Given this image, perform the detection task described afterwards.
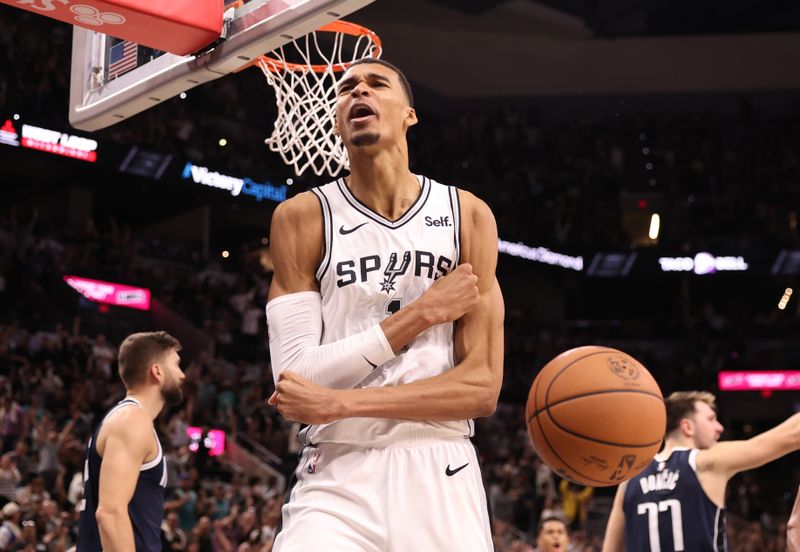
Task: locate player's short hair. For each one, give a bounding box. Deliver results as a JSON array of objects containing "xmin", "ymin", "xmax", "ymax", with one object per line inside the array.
[
  {"xmin": 665, "ymin": 390, "xmax": 717, "ymax": 434},
  {"xmin": 118, "ymin": 331, "xmax": 181, "ymax": 389},
  {"xmin": 346, "ymin": 58, "xmax": 414, "ymax": 107},
  {"xmin": 537, "ymin": 515, "xmax": 568, "ymax": 536}
]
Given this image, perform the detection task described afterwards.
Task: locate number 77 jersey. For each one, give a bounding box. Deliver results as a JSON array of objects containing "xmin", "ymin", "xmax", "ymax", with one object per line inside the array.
[{"xmin": 623, "ymin": 448, "xmax": 727, "ymax": 552}]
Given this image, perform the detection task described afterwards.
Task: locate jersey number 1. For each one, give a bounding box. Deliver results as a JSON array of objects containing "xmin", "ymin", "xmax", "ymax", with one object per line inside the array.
[
  {"xmin": 386, "ymin": 298, "xmax": 402, "ymax": 315},
  {"xmin": 637, "ymin": 499, "xmax": 684, "ymax": 552}
]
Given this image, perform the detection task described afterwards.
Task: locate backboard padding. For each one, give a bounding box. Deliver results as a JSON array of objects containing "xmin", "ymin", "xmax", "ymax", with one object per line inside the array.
[{"xmin": 69, "ymin": 0, "xmax": 375, "ymax": 131}]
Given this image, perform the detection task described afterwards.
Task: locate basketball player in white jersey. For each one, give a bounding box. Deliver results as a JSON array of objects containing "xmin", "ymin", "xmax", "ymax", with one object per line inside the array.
[
  {"xmin": 602, "ymin": 390, "xmax": 800, "ymax": 552},
  {"xmin": 265, "ymin": 58, "xmax": 504, "ymax": 551},
  {"xmin": 77, "ymin": 331, "xmax": 185, "ymax": 552}
]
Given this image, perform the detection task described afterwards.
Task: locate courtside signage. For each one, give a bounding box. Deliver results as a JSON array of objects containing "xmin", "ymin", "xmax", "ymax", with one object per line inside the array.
[
  {"xmin": 181, "ymin": 162, "xmax": 286, "ymax": 202},
  {"xmin": 63, "ymin": 275, "xmax": 150, "ymax": 310},
  {"xmin": 21, "ymin": 124, "xmax": 98, "ymax": 162},
  {"xmin": 498, "ymin": 240, "xmax": 583, "ymax": 271},
  {"xmin": 719, "ymin": 370, "xmax": 800, "ymax": 391},
  {"xmin": 658, "ymin": 252, "xmax": 748, "ymax": 275}
]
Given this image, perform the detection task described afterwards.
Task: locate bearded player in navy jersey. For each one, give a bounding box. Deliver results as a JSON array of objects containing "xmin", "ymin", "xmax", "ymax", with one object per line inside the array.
[
  {"xmin": 602, "ymin": 390, "xmax": 800, "ymax": 552},
  {"xmin": 78, "ymin": 331, "xmax": 185, "ymax": 552}
]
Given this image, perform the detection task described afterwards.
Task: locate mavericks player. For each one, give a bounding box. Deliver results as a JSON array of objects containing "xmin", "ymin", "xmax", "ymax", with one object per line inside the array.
[
  {"xmin": 78, "ymin": 331, "xmax": 184, "ymax": 552},
  {"xmin": 266, "ymin": 58, "xmax": 504, "ymax": 551},
  {"xmin": 602, "ymin": 390, "xmax": 800, "ymax": 552}
]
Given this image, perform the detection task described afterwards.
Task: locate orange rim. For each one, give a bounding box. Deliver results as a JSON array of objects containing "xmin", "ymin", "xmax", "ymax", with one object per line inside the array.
[{"xmin": 256, "ymin": 20, "xmax": 382, "ymax": 73}]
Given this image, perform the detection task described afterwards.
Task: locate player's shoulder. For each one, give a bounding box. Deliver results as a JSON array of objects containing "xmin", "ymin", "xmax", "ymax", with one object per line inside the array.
[
  {"xmin": 694, "ymin": 443, "xmax": 727, "ymax": 473},
  {"xmin": 454, "ymin": 189, "xmax": 496, "ymax": 230},
  {"xmin": 102, "ymin": 404, "xmax": 153, "ymax": 440},
  {"xmin": 271, "ymin": 191, "xmax": 324, "ymax": 231},
  {"xmin": 273, "ymin": 191, "xmax": 321, "ymax": 218},
  {"xmin": 97, "ymin": 406, "xmax": 155, "ymax": 460},
  {"xmin": 452, "ymin": 188, "xmax": 491, "ymax": 213}
]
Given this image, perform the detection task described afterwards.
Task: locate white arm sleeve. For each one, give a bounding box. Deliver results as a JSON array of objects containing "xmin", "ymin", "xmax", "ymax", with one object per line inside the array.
[{"xmin": 266, "ymin": 291, "xmax": 395, "ymax": 389}]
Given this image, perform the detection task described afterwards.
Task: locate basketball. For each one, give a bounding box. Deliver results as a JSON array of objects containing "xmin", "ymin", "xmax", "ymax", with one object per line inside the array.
[{"xmin": 526, "ymin": 346, "xmax": 666, "ymax": 487}]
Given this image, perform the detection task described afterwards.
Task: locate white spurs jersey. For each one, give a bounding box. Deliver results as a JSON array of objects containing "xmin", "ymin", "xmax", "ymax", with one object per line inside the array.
[{"xmin": 301, "ymin": 174, "xmax": 474, "ymax": 446}]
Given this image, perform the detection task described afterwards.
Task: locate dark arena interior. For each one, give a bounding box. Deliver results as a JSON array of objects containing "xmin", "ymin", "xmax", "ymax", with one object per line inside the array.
[{"xmin": 2, "ymin": 0, "xmax": 800, "ymax": 550}]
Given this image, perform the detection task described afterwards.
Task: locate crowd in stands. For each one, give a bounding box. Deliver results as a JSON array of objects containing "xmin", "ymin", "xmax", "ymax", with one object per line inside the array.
[
  {"xmin": 2, "ymin": 5, "xmax": 800, "ymax": 551},
  {"xmin": 2, "ymin": 207, "xmax": 799, "ymax": 551},
  {"xmin": 0, "ymin": 315, "xmax": 287, "ymax": 552}
]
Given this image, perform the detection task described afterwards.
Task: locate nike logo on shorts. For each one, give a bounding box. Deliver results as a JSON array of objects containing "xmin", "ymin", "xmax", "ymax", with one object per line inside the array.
[
  {"xmin": 362, "ymin": 355, "xmax": 377, "ymax": 369},
  {"xmin": 445, "ymin": 463, "xmax": 469, "ymax": 476},
  {"xmin": 339, "ymin": 222, "xmax": 368, "ymax": 235}
]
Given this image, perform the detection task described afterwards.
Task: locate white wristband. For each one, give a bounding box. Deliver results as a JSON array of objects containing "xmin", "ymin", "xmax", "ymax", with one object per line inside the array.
[{"xmin": 266, "ymin": 291, "xmax": 395, "ymax": 389}]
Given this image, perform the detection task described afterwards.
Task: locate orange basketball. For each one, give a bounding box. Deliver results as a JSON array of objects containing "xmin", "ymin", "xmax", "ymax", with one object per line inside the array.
[{"xmin": 525, "ymin": 346, "xmax": 666, "ymax": 487}]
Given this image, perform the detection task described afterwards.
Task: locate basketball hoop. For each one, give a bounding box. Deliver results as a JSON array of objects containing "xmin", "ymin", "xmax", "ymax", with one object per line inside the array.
[{"xmin": 255, "ymin": 21, "xmax": 382, "ymax": 177}]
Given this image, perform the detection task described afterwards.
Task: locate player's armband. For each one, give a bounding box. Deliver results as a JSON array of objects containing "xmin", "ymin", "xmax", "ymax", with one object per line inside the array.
[{"xmin": 266, "ymin": 291, "xmax": 395, "ymax": 388}]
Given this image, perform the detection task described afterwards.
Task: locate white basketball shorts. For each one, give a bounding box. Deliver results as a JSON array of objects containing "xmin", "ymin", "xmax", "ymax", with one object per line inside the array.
[{"xmin": 272, "ymin": 435, "xmax": 494, "ymax": 552}]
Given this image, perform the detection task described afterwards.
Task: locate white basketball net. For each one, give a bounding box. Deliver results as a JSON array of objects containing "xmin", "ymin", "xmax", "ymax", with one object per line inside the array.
[{"xmin": 257, "ymin": 24, "xmax": 382, "ymax": 177}]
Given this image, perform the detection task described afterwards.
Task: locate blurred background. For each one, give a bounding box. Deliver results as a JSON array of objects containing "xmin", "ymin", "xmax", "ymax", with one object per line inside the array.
[{"xmin": 2, "ymin": 1, "xmax": 800, "ymax": 550}]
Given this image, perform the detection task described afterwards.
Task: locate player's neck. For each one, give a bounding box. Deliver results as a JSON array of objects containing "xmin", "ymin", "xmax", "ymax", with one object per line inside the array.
[
  {"xmin": 125, "ymin": 390, "xmax": 163, "ymax": 420},
  {"xmin": 346, "ymin": 150, "xmax": 419, "ymax": 221},
  {"xmin": 662, "ymin": 434, "xmax": 694, "ymax": 453}
]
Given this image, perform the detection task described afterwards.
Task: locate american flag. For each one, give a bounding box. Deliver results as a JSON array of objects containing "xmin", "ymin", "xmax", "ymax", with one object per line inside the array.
[{"xmin": 108, "ymin": 40, "xmax": 138, "ymax": 79}]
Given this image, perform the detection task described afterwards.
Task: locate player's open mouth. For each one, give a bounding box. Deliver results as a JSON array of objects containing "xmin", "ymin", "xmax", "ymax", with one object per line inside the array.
[{"xmin": 348, "ymin": 103, "xmax": 376, "ymax": 122}]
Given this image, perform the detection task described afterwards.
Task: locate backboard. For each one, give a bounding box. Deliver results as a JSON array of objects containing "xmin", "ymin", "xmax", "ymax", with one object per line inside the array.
[{"xmin": 69, "ymin": 0, "xmax": 375, "ymax": 131}]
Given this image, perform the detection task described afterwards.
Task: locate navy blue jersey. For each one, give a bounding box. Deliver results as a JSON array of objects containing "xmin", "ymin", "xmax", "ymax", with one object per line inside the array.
[
  {"xmin": 77, "ymin": 398, "xmax": 167, "ymax": 552},
  {"xmin": 623, "ymin": 448, "xmax": 726, "ymax": 552}
]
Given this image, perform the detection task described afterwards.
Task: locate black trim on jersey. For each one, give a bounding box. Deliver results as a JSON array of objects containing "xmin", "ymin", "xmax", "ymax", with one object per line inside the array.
[
  {"xmin": 310, "ymin": 187, "xmax": 333, "ymax": 282},
  {"xmin": 336, "ymin": 176, "xmax": 432, "ymax": 229},
  {"xmin": 448, "ymin": 186, "xmax": 461, "ymax": 264}
]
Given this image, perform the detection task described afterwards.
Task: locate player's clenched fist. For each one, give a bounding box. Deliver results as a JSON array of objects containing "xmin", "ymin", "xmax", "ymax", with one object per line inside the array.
[
  {"xmin": 267, "ymin": 371, "xmax": 342, "ymax": 424},
  {"xmin": 414, "ymin": 263, "xmax": 479, "ymax": 325}
]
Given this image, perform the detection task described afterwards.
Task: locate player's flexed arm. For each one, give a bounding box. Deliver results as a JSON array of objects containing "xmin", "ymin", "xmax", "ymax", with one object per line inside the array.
[
  {"xmin": 267, "ymin": 192, "xmax": 480, "ymax": 390},
  {"xmin": 270, "ymin": 190, "xmax": 504, "ymax": 423},
  {"xmin": 693, "ymin": 412, "xmax": 800, "ymax": 505}
]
